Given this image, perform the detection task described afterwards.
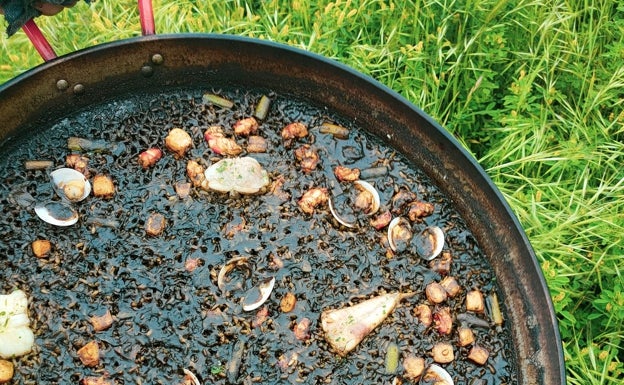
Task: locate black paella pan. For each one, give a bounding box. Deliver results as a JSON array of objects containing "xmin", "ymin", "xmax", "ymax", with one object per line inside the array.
[{"xmin": 0, "ymin": 2, "xmax": 565, "ymax": 385}]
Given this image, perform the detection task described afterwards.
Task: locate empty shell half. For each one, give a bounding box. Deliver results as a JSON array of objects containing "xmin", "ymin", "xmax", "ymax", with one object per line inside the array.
[
  {"xmin": 242, "ymin": 277, "xmax": 275, "ymax": 311},
  {"xmin": 34, "ymin": 201, "xmax": 79, "ymax": 226}
]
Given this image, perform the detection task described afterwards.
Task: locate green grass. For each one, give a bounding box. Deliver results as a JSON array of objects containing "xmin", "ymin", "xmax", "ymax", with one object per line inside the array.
[{"xmin": 1, "ymin": 0, "xmax": 623, "ymax": 384}]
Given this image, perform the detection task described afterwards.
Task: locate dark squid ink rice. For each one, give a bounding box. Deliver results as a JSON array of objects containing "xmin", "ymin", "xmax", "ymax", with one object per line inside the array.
[{"xmin": 0, "ymin": 88, "xmax": 515, "ymax": 385}]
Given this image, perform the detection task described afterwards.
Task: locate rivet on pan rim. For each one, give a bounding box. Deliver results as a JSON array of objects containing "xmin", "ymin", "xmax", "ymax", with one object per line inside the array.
[
  {"xmin": 56, "ymin": 79, "xmax": 69, "ymax": 91},
  {"xmin": 151, "ymin": 53, "xmax": 164, "ymax": 65},
  {"xmin": 141, "ymin": 65, "xmax": 154, "ymax": 77},
  {"xmin": 73, "ymin": 83, "xmax": 85, "ymax": 94}
]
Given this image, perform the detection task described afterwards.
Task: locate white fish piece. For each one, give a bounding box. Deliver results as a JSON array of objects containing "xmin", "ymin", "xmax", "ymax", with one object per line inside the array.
[
  {"xmin": 204, "ymin": 157, "xmax": 270, "ymax": 194},
  {"xmin": 320, "ymin": 292, "xmax": 414, "ymax": 357},
  {"xmin": 0, "ymin": 290, "xmax": 35, "ymax": 359}
]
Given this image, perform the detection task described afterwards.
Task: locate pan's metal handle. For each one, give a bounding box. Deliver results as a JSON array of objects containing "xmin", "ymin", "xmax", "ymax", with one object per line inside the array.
[{"xmin": 22, "ymin": 0, "xmax": 155, "ymax": 62}]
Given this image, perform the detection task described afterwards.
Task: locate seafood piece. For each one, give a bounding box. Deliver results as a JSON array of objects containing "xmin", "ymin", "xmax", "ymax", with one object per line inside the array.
[
  {"xmin": 422, "ymin": 364, "xmax": 454, "ymax": 385},
  {"xmin": 252, "ymin": 306, "xmax": 269, "ymax": 328},
  {"xmin": 204, "ymin": 157, "xmax": 270, "ymax": 194},
  {"xmin": 413, "ymin": 303, "xmax": 432, "ymax": 327},
  {"xmin": 281, "ymin": 122, "xmax": 308, "ymax": 146},
  {"xmin": 50, "ymin": 167, "xmax": 91, "ymax": 202},
  {"xmin": 186, "ymin": 160, "xmax": 208, "ymax": 190},
  {"xmin": 433, "ymin": 307, "xmax": 453, "ymax": 335},
  {"xmin": 440, "ymin": 276, "xmax": 461, "ymax": 297},
  {"xmin": 294, "ymin": 144, "xmax": 320, "ymax": 173},
  {"xmin": 280, "ymin": 292, "xmax": 297, "ymax": 313},
  {"xmin": 35, "ymin": 201, "xmax": 79, "ymax": 226},
  {"xmin": 247, "ymin": 135, "xmax": 267, "ymax": 153},
  {"xmin": 467, "ymin": 345, "xmax": 490, "ymax": 365},
  {"xmin": 242, "ymin": 277, "xmax": 276, "ymax": 311},
  {"xmin": 402, "ymin": 355, "xmax": 425, "ymax": 381},
  {"xmin": 320, "ymin": 292, "xmax": 414, "ymax": 357},
  {"xmin": 138, "ymin": 148, "xmax": 162, "ymax": 168},
  {"xmin": 185, "ymin": 257, "xmax": 201, "ymax": 272},
  {"xmin": 431, "ymin": 342, "xmax": 454, "ymax": 364},
  {"xmin": 407, "ymin": 201, "xmax": 434, "ymax": 221},
  {"xmin": 0, "ymin": 359, "xmax": 14, "ymax": 384},
  {"xmin": 298, "ymin": 187, "xmax": 328, "ymax": 214},
  {"xmin": 175, "ymin": 181, "xmax": 192, "ymax": 199},
  {"xmin": 31, "ymin": 239, "xmax": 52, "ymax": 258},
  {"xmin": 204, "ymin": 126, "xmax": 243, "ymax": 156},
  {"xmin": 333, "ymin": 165, "xmax": 360, "ymax": 182},
  {"xmin": 165, "ymin": 128, "xmax": 193, "ymax": 158},
  {"xmin": 65, "ymin": 154, "xmax": 90, "ymax": 177},
  {"xmin": 293, "ymin": 317, "xmax": 311, "ymax": 341},
  {"xmin": 430, "ymin": 251, "xmax": 452, "ymax": 275},
  {"xmin": 466, "ymin": 290, "xmax": 485, "ymax": 313},
  {"xmin": 217, "ymin": 256, "xmax": 251, "ymax": 292},
  {"xmin": 233, "ymin": 117, "xmax": 259, "ymax": 136},
  {"xmin": 0, "ymin": 290, "xmax": 35, "ymax": 359},
  {"xmin": 387, "ymin": 219, "xmax": 444, "ymax": 260},
  {"xmin": 92, "ymin": 174, "xmax": 115, "ymax": 199},
  {"xmin": 370, "ymin": 210, "xmax": 392, "ymax": 230},
  {"xmin": 387, "ymin": 217, "xmax": 412, "ymax": 252},
  {"xmin": 145, "ymin": 213, "xmax": 166, "ymax": 236},
  {"xmin": 77, "ymin": 340, "xmax": 100, "ymax": 367},
  {"xmin": 90, "ymin": 310, "xmax": 114, "ymax": 332},
  {"xmin": 457, "ymin": 327, "xmax": 475, "ymax": 347},
  {"xmin": 412, "ymin": 226, "xmax": 444, "ymax": 260},
  {"xmin": 182, "ymin": 368, "xmax": 201, "ymax": 385},
  {"xmin": 80, "ymin": 376, "xmax": 114, "ymax": 385},
  {"xmin": 425, "ymin": 282, "xmax": 447, "ymax": 304},
  {"xmin": 391, "ymin": 188, "xmax": 417, "ymax": 214},
  {"xmin": 329, "ymin": 180, "xmax": 380, "ymax": 228}
]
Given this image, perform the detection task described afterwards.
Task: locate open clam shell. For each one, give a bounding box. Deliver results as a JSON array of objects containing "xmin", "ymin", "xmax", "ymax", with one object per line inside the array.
[
  {"xmin": 412, "ymin": 226, "xmax": 445, "ymax": 260},
  {"xmin": 387, "ymin": 217, "xmax": 413, "ymax": 252},
  {"xmin": 217, "ymin": 256, "xmax": 251, "ymax": 292},
  {"xmin": 34, "ymin": 201, "xmax": 79, "ymax": 226},
  {"xmin": 50, "ymin": 167, "xmax": 91, "ymax": 202},
  {"xmin": 421, "ymin": 364, "xmax": 454, "ymax": 385},
  {"xmin": 242, "ymin": 277, "xmax": 275, "ymax": 311},
  {"xmin": 329, "ymin": 180, "xmax": 380, "ymax": 228}
]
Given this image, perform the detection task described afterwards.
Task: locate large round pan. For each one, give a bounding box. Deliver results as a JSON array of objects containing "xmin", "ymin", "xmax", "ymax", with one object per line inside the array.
[{"xmin": 0, "ymin": 33, "xmax": 564, "ymax": 384}]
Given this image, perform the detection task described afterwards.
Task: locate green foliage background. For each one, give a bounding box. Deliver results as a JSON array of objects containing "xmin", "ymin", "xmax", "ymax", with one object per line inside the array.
[{"xmin": 1, "ymin": 1, "xmax": 623, "ymax": 384}]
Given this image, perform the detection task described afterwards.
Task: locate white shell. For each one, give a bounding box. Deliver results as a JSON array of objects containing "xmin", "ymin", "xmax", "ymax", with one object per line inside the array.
[
  {"xmin": 182, "ymin": 368, "xmax": 201, "ymax": 385},
  {"xmin": 35, "ymin": 201, "xmax": 79, "ymax": 226},
  {"xmin": 242, "ymin": 277, "xmax": 275, "ymax": 311},
  {"xmin": 387, "ymin": 217, "xmax": 412, "ymax": 252},
  {"xmin": 204, "ymin": 157, "xmax": 269, "ymax": 194},
  {"xmin": 413, "ymin": 226, "xmax": 445, "ymax": 260},
  {"xmin": 329, "ymin": 180, "xmax": 380, "ymax": 228},
  {"xmin": 217, "ymin": 256, "xmax": 250, "ymax": 292},
  {"xmin": 422, "ymin": 364, "xmax": 454, "ymax": 385},
  {"xmin": 50, "ymin": 167, "xmax": 91, "ymax": 202}
]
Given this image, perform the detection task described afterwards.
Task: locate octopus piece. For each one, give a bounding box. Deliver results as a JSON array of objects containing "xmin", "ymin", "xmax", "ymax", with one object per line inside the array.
[
  {"xmin": 252, "ymin": 306, "xmax": 269, "ymax": 328},
  {"xmin": 204, "ymin": 126, "xmax": 243, "ymax": 156},
  {"xmin": 233, "ymin": 117, "xmax": 259, "ymax": 136},
  {"xmin": 433, "ymin": 307, "xmax": 453, "ymax": 335},
  {"xmin": 280, "ymin": 293, "xmax": 297, "ymax": 313},
  {"xmin": 440, "ymin": 276, "xmax": 461, "ymax": 297},
  {"xmin": 186, "ymin": 160, "xmax": 208, "ymax": 190},
  {"xmin": 298, "ymin": 187, "xmax": 328, "ymax": 214},
  {"xmin": 281, "ymin": 122, "xmax": 308, "ymax": 146},
  {"xmin": 467, "ymin": 345, "xmax": 490, "ymax": 365},
  {"xmin": 425, "ymin": 282, "xmax": 448, "ymax": 304},
  {"xmin": 80, "ymin": 377, "xmax": 113, "ymax": 385},
  {"xmin": 391, "ymin": 188, "xmax": 417, "ymax": 214},
  {"xmin": 413, "ymin": 303, "xmax": 432, "ymax": 327},
  {"xmin": 333, "ymin": 165, "xmax": 360, "ymax": 182},
  {"xmin": 145, "ymin": 213, "xmax": 166, "ymax": 236},
  {"xmin": 0, "ymin": 359, "xmax": 14, "ymax": 384},
  {"xmin": 294, "ymin": 144, "xmax": 320, "ymax": 173},
  {"xmin": 370, "ymin": 210, "xmax": 392, "ymax": 230},
  {"xmin": 293, "ymin": 317, "xmax": 311, "ymax": 341},
  {"xmin": 247, "ymin": 135, "xmax": 267, "ymax": 153},
  {"xmin": 77, "ymin": 340, "xmax": 100, "ymax": 367},
  {"xmin": 92, "ymin": 174, "xmax": 115, "ymax": 199},
  {"xmin": 407, "ymin": 201, "xmax": 435, "ymax": 221},
  {"xmin": 138, "ymin": 148, "xmax": 162, "ymax": 168},
  {"xmin": 66, "ymin": 154, "xmax": 90, "ymax": 177},
  {"xmin": 165, "ymin": 128, "xmax": 193, "ymax": 158},
  {"xmin": 429, "ymin": 251, "xmax": 452, "ymax": 276}
]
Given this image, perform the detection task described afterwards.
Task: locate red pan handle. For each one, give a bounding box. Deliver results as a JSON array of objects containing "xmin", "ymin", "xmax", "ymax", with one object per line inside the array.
[{"xmin": 21, "ymin": 0, "xmax": 155, "ymax": 62}]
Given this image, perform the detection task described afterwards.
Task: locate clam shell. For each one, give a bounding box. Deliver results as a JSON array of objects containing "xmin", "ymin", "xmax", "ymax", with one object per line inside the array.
[
  {"xmin": 217, "ymin": 256, "xmax": 251, "ymax": 292},
  {"xmin": 422, "ymin": 364, "xmax": 454, "ymax": 385},
  {"xmin": 34, "ymin": 201, "xmax": 79, "ymax": 226},
  {"xmin": 329, "ymin": 180, "xmax": 380, "ymax": 228},
  {"xmin": 413, "ymin": 226, "xmax": 444, "ymax": 260},
  {"xmin": 387, "ymin": 217, "xmax": 412, "ymax": 252},
  {"xmin": 50, "ymin": 167, "xmax": 91, "ymax": 202},
  {"xmin": 242, "ymin": 277, "xmax": 275, "ymax": 311}
]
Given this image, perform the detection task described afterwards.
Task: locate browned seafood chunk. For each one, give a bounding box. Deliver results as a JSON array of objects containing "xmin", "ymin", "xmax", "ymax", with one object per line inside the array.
[
  {"xmin": 204, "ymin": 126, "xmax": 243, "ymax": 156},
  {"xmin": 66, "ymin": 154, "xmax": 90, "ymax": 177},
  {"xmin": 294, "ymin": 144, "xmax": 320, "ymax": 173},
  {"xmin": 413, "ymin": 303, "xmax": 432, "ymax": 326},
  {"xmin": 440, "ymin": 276, "xmax": 461, "ymax": 297},
  {"xmin": 468, "ymin": 345, "xmax": 490, "ymax": 365},
  {"xmin": 138, "ymin": 148, "xmax": 162, "ymax": 168},
  {"xmin": 145, "ymin": 213, "xmax": 166, "ymax": 236},
  {"xmin": 457, "ymin": 326, "xmax": 475, "ymax": 346},
  {"xmin": 333, "ymin": 165, "xmax": 360, "ymax": 182},
  {"xmin": 80, "ymin": 376, "xmax": 113, "ymax": 385},
  {"xmin": 92, "ymin": 174, "xmax": 115, "ymax": 198},
  {"xmin": 175, "ymin": 181, "xmax": 192, "ymax": 199},
  {"xmin": 77, "ymin": 340, "xmax": 100, "ymax": 367},
  {"xmin": 270, "ymin": 176, "xmax": 290, "ymax": 201},
  {"xmin": 165, "ymin": 128, "xmax": 193, "ymax": 158},
  {"xmin": 425, "ymin": 282, "xmax": 447, "ymax": 304},
  {"xmin": 370, "ymin": 210, "xmax": 392, "ymax": 230},
  {"xmin": 90, "ymin": 310, "xmax": 113, "ymax": 332},
  {"xmin": 247, "ymin": 135, "xmax": 267, "ymax": 153},
  {"xmin": 252, "ymin": 306, "xmax": 269, "ymax": 328},
  {"xmin": 0, "ymin": 359, "xmax": 14, "ymax": 384},
  {"xmin": 32, "ymin": 239, "xmax": 51, "ymax": 258},
  {"xmin": 429, "ymin": 251, "xmax": 452, "ymax": 275},
  {"xmin": 391, "ymin": 188, "xmax": 417, "ymax": 214},
  {"xmin": 186, "ymin": 160, "xmax": 208, "ymax": 189},
  {"xmin": 466, "ymin": 290, "xmax": 485, "ymax": 313},
  {"xmin": 281, "ymin": 122, "xmax": 308, "ymax": 146},
  {"xmin": 293, "ymin": 317, "xmax": 311, "ymax": 341},
  {"xmin": 433, "ymin": 307, "xmax": 453, "ymax": 335},
  {"xmin": 185, "ymin": 257, "xmax": 201, "ymax": 272},
  {"xmin": 233, "ymin": 117, "xmax": 259, "ymax": 136},
  {"xmin": 298, "ymin": 187, "xmax": 328, "ymax": 214},
  {"xmin": 407, "ymin": 201, "xmax": 434, "ymax": 221},
  {"xmin": 280, "ymin": 292, "xmax": 297, "ymax": 313},
  {"xmin": 431, "ymin": 342, "xmax": 454, "ymax": 364},
  {"xmin": 402, "ymin": 355, "xmax": 425, "ymax": 381}
]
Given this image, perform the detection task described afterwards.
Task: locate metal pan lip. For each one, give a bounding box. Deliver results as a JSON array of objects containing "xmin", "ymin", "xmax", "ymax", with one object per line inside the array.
[{"xmin": 0, "ymin": 34, "xmax": 565, "ymax": 385}]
